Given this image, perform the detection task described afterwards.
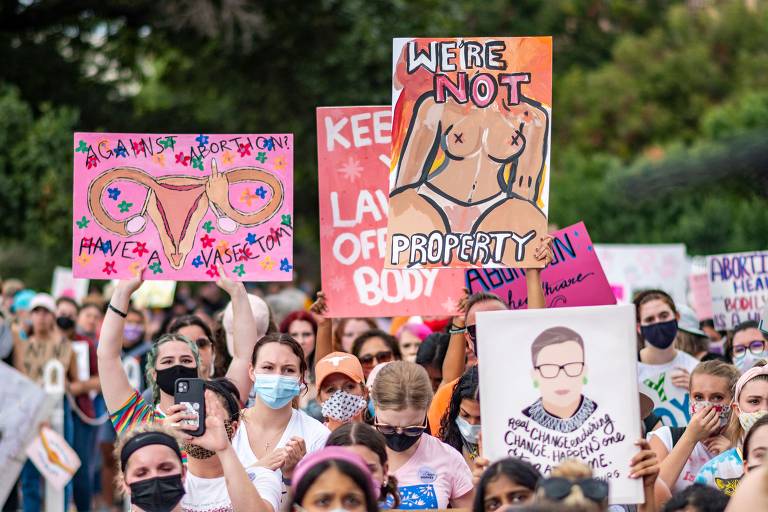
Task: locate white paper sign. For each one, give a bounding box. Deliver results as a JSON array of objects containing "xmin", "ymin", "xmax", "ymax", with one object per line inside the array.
[
  {"xmin": 477, "ymin": 305, "xmax": 643, "ymax": 504},
  {"xmin": 0, "ymin": 362, "xmax": 51, "ymax": 503},
  {"xmin": 51, "ymin": 266, "xmax": 89, "ymax": 302},
  {"xmin": 707, "ymin": 250, "xmax": 768, "ymax": 330},
  {"xmin": 594, "ymin": 244, "xmax": 689, "ymax": 306},
  {"xmin": 25, "ymin": 426, "xmax": 81, "ymax": 490}
]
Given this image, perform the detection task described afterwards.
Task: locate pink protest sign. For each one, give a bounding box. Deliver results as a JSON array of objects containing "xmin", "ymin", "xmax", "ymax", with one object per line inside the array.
[
  {"xmin": 317, "ymin": 106, "xmax": 464, "ymax": 317},
  {"xmin": 689, "ymin": 273, "xmax": 714, "ymax": 320},
  {"xmin": 465, "ymin": 222, "xmax": 616, "ymax": 309},
  {"xmin": 72, "ymin": 133, "xmax": 293, "ymax": 281}
]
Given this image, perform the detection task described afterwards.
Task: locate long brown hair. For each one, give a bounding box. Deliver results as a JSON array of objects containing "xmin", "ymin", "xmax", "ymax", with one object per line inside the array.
[{"xmin": 250, "ymin": 333, "xmax": 308, "ymax": 386}]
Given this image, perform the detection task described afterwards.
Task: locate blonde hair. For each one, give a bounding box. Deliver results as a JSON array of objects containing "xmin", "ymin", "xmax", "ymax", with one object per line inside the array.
[
  {"xmin": 550, "ymin": 459, "xmax": 593, "ymax": 480},
  {"xmin": 540, "ymin": 460, "xmax": 604, "ymax": 511},
  {"xmin": 690, "ymin": 360, "xmax": 740, "ymax": 399},
  {"xmin": 113, "ymin": 423, "xmax": 181, "ymax": 492},
  {"xmin": 372, "ymin": 361, "xmax": 433, "ymax": 411}
]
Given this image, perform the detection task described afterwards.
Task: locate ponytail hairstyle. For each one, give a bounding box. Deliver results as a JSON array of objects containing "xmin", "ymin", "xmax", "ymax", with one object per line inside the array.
[
  {"xmin": 371, "ymin": 361, "xmax": 433, "ymax": 412},
  {"xmin": 326, "ymin": 422, "xmax": 400, "ymax": 507},
  {"xmin": 145, "ymin": 333, "xmax": 201, "ymax": 404},
  {"xmin": 438, "ymin": 365, "xmax": 479, "ymax": 453}
]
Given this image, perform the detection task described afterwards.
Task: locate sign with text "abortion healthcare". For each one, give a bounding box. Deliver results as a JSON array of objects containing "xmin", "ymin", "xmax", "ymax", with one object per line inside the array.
[
  {"xmin": 707, "ymin": 250, "xmax": 768, "ymax": 330},
  {"xmin": 316, "ymin": 106, "xmax": 464, "ymax": 317},
  {"xmin": 465, "ymin": 222, "xmax": 615, "ymax": 309},
  {"xmin": 72, "ymin": 133, "xmax": 293, "ymax": 281}
]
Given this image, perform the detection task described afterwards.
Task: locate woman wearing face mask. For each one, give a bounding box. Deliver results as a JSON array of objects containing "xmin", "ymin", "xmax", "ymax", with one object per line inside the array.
[
  {"xmin": 472, "ymin": 458, "xmax": 541, "ymax": 512},
  {"xmin": 315, "ymin": 352, "xmax": 368, "ymax": 431},
  {"xmin": 726, "ymin": 321, "xmax": 768, "ymax": 374},
  {"xmin": 649, "ymin": 360, "xmax": 739, "ymax": 493},
  {"xmin": 634, "ymin": 290, "xmax": 700, "ymax": 426},
  {"xmin": 438, "ymin": 366, "xmax": 480, "ymax": 466},
  {"xmin": 290, "ymin": 447, "xmax": 380, "ymax": 512},
  {"xmin": 326, "ymin": 422, "xmax": 401, "ymax": 508},
  {"xmin": 99, "ymin": 268, "xmax": 257, "ymax": 436},
  {"xmin": 372, "ymin": 361, "xmax": 474, "ymax": 509},
  {"xmin": 115, "ymin": 424, "xmax": 187, "ymax": 512},
  {"xmin": 231, "ymin": 333, "xmax": 329, "ymax": 484},
  {"xmin": 181, "ymin": 378, "xmax": 280, "ymax": 512},
  {"xmin": 694, "ymin": 361, "xmax": 768, "ymax": 494}
]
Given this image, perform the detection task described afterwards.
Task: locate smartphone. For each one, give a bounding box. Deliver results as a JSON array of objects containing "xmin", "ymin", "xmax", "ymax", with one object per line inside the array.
[{"xmin": 174, "ymin": 378, "xmax": 206, "ymax": 437}]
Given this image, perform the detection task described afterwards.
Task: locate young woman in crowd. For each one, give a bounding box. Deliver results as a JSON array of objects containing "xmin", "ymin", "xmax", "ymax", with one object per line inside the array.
[
  {"xmin": 167, "ymin": 315, "xmax": 216, "ymax": 379},
  {"xmin": 231, "ymin": 333, "xmax": 329, "ymax": 483},
  {"xmin": 352, "ymin": 330, "xmax": 402, "ymax": 380},
  {"xmin": 740, "ymin": 414, "xmax": 768, "ymax": 474},
  {"xmin": 335, "ymin": 318, "xmax": 378, "ymax": 353},
  {"xmin": 695, "ymin": 362, "xmax": 768, "ymax": 494},
  {"xmin": 371, "ymin": 360, "xmax": 474, "ymax": 509},
  {"xmin": 326, "ymin": 421, "xmax": 401, "ymax": 507},
  {"xmin": 725, "ymin": 320, "xmax": 768, "ymax": 374},
  {"xmin": 115, "ymin": 424, "xmax": 186, "ymax": 512},
  {"xmin": 438, "ymin": 365, "xmax": 480, "ymax": 466},
  {"xmin": 472, "ymin": 458, "xmax": 541, "ymax": 512},
  {"xmin": 315, "ymin": 352, "xmax": 368, "ymax": 431},
  {"xmin": 182, "ymin": 378, "xmax": 280, "ymax": 512},
  {"xmin": 280, "ymin": 310, "xmax": 321, "ymax": 419},
  {"xmin": 649, "ymin": 360, "xmax": 738, "ymax": 493},
  {"xmin": 289, "ymin": 447, "xmax": 380, "ymax": 512},
  {"xmin": 396, "ymin": 322, "xmax": 432, "ymax": 363},
  {"xmin": 635, "ymin": 290, "xmax": 700, "ymax": 425}
]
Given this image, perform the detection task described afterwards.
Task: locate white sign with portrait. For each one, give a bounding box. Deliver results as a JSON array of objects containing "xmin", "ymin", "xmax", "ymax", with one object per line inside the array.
[{"xmin": 477, "ymin": 305, "xmax": 643, "ymax": 504}]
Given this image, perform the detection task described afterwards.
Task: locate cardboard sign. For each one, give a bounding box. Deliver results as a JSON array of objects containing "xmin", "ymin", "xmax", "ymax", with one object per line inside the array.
[
  {"xmin": 466, "ymin": 222, "xmax": 615, "ymax": 309},
  {"xmin": 26, "ymin": 426, "xmax": 81, "ymax": 490},
  {"xmin": 51, "ymin": 266, "xmax": 89, "ymax": 302},
  {"xmin": 594, "ymin": 244, "xmax": 689, "ymax": 305},
  {"xmin": 0, "ymin": 362, "xmax": 50, "ymax": 503},
  {"xmin": 689, "ymin": 272, "xmax": 714, "ymax": 321},
  {"xmin": 384, "ymin": 37, "xmax": 552, "ymax": 269},
  {"xmin": 707, "ymin": 251, "xmax": 768, "ymax": 330},
  {"xmin": 477, "ymin": 305, "xmax": 642, "ymax": 504},
  {"xmin": 316, "ymin": 106, "xmax": 464, "ymax": 317},
  {"xmin": 72, "ymin": 133, "xmax": 294, "ymax": 281}
]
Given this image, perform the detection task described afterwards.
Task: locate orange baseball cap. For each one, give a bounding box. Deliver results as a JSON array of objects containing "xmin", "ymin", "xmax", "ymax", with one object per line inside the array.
[{"xmin": 315, "ymin": 352, "xmax": 365, "ymax": 389}]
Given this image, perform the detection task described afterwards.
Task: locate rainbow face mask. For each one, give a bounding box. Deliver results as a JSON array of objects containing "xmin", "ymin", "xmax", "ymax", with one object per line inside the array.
[{"xmin": 690, "ymin": 400, "xmax": 731, "ymax": 429}]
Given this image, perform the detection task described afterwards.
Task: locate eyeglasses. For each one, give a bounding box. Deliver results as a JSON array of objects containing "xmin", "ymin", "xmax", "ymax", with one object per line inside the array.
[
  {"xmin": 374, "ymin": 418, "xmax": 428, "ymax": 437},
  {"xmin": 733, "ymin": 340, "xmax": 767, "ymax": 358},
  {"xmin": 538, "ymin": 477, "xmax": 609, "ymax": 503},
  {"xmin": 534, "ymin": 362, "xmax": 584, "ymax": 379},
  {"xmin": 359, "ymin": 350, "xmax": 393, "ymax": 368},
  {"xmin": 194, "ymin": 337, "xmax": 212, "ymax": 348}
]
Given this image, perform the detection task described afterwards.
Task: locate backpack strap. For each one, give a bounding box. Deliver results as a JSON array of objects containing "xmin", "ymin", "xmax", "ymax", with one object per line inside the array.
[{"xmin": 670, "ymin": 426, "xmax": 687, "ymax": 447}]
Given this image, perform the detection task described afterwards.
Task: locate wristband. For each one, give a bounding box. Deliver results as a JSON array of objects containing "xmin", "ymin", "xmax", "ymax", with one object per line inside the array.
[
  {"xmin": 108, "ymin": 303, "xmax": 127, "ymax": 318},
  {"xmin": 448, "ymin": 325, "xmax": 466, "ymax": 335}
]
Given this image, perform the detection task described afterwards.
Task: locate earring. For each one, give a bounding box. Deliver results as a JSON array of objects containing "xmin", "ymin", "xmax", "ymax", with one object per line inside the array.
[{"xmin": 583, "ymin": 377, "xmax": 588, "ymax": 385}]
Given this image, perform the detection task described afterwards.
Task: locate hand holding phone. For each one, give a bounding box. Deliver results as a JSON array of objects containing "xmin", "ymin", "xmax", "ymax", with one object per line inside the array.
[{"xmin": 174, "ymin": 378, "xmax": 206, "ymax": 437}]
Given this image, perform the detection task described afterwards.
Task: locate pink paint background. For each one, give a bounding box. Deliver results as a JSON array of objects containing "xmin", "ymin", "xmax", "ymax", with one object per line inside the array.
[
  {"xmin": 72, "ymin": 133, "xmax": 293, "ymax": 281},
  {"xmin": 317, "ymin": 107, "xmax": 464, "ymax": 317},
  {"xmin": 466, "ymin": 222, "xmax": 616, "ymax": 309}
]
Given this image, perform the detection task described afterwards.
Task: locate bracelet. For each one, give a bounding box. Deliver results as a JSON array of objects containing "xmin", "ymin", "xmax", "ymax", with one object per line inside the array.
[
  {"xmin": 448, "ymin": 325, "xmax": 466, "ymax": 335},
  {"xmin": 108, "ymin": 303, "xmax": 127, "ymax": 318}
]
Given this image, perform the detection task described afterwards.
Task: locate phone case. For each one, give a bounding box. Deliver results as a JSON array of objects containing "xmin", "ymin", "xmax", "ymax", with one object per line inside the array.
[{"xmin": 174, "ymin": 378, "xmax": 206, "ymax": 437}]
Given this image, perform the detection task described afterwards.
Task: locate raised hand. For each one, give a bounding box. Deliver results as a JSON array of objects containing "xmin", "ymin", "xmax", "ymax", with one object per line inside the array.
[
  {"xmin": 310, "ymin": 291, "xmax": 330, "ymax": 325},
  {"xmin": 630, "ymin": 439, "xmax": 659, "ymax": 490},
  {"xmin": 533, "ymin": 234, "xmax": 554, "ymax": 267},
  {"xmin": 164, "ymin": 403, "xmax": 199, "ymax": 443},
  {"xmin": 190, "ymin": 390, "xmax": 230, "ymax": 453},
  {"xmin": 216, "ymin": 264, "xmax": 245, "ymax": 296}
]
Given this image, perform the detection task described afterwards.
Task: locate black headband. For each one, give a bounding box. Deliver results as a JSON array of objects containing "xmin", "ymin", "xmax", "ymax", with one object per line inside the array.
[{"xmin": 120, "ymin": 431, "xmax": 183, "ymax": 472}]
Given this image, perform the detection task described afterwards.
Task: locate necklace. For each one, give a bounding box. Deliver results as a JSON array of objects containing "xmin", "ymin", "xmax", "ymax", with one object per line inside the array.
[{"xmin": 244, "ymin": 408, "xmax": 288, "ymax": 453}]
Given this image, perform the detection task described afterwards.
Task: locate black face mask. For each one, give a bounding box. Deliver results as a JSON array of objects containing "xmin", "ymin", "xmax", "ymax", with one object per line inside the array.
[
  {"xmin": 129, "ymin": 474, "xmax": 185, "ymax": 512},
  {"xmin": 56, "ymin": 316, "xmax": 75, "ymax": 331},
  {"xmin": 155, "ymin": 365, "xmax": 198, "ymax": 396},
  {"xmin": 382, "ymin": 431, "xmax": 421, "ymax": 452},
  {"xmin": 641, "ymin": 320, "xmax": 678, "ymax": 350}
]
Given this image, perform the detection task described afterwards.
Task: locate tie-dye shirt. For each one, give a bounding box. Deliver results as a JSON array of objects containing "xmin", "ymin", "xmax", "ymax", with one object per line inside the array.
[
  {"xmin": 110, "ymin": 389, "xmax": 165, "ymax": 434},
  {"xmin": 694, "ymin": 448, "xmax": 743, "ymax": 496}
]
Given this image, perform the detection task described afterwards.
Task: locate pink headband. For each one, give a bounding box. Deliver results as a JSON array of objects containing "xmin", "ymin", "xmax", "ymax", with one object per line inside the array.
[
  {"xmin": 734, "ymin": 365, "xmax": 768, "ymax": 403},
  {"xmin": 291, "ymin": 446, "xmax": 379, "ymax": 500}
]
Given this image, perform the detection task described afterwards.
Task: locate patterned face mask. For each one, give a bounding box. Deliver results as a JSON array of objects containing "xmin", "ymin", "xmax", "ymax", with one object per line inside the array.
[
  {"xmin": 184, "ymin": 419, "xmax": 235, "ymax": 459},
  {"xmin": 739, "ymin": 409, "xmax": 768, "ymax": 433},
  {"xmin": 690, "ymin": 400, "xmax": 731, "ymax": 429},
  {"xmin": 321, "ymin": 390, "xmax": 367, "ymax": 423}
]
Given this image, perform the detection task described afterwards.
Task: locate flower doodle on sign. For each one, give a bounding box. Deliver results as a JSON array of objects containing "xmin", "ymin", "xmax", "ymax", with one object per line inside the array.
[{"xmin": 86, "ymin": 158, "xmax": 285, "ymax": 269}]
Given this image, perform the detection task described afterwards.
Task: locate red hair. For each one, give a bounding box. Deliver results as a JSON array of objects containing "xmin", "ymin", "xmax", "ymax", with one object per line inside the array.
[{"xmin": 280, "ymin": 310, "xmax": 318, "ymax": 336}]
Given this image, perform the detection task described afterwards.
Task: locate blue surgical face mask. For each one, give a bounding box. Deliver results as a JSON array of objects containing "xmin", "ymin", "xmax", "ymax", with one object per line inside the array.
[
  {"xmin": 455, "ymin": 415, "xmax": 481, "ymax": 445},
  {"xmin": 252, "ymin": 374, "xmax": 300, "ymax": 409},
  {"xmin": 734, "ymin": 350, "xmax": 768, "ymax": 374}
]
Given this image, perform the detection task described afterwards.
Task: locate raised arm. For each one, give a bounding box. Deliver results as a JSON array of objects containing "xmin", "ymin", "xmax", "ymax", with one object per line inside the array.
[
  {"xmin": 526, "ymin": 235, "xmax": 553, "ymax": 309},
  {"xmin": 217, "ymin": 267, "xmax": 257, "ymax": 405},
  {"xmin": 97, "ymin": 272, "xmax": 144, "ymax": 412},
  {"xmin": 310, "ymin": 291, "xmax": 333, "ymax": 362},
  {"xmin": 440, "ymin": 290, "xmax": 469, "ymax": 386}
]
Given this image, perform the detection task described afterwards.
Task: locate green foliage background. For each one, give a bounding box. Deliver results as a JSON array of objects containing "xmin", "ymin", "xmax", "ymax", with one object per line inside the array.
[{"xmin": 1, "ymin": 0, "xmax": 766, "ymax": 289}]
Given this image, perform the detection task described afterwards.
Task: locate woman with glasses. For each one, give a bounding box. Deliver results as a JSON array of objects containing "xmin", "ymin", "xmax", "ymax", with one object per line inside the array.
[
  {"xmin": 725, "ymin": 321, "xmax": 768, "ymax": 374},
  {"xmin": 371, "ymin": 361, "xmax": 474, "ymax": 509},
  {"xmin": 352, "ymin": 330, "xmax": 402, "ymax": 380},
  {"xmin": 522, "ymin": 326, "xmax": 596, "ymax": 433},
  {"xmin": 168, "ymin": 315, "xmax": 217, "ymax": 379}
]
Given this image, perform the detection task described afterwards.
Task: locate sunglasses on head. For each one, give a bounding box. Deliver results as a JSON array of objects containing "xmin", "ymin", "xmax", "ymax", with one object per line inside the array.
[
  {"xmin": 538, "ymin": 477, "xmax": 609, "ymax": 503},
  {"xmin": 374, "ymin": 418, "xmax": 428, "ymax": 437},
  {"xmin": 359, "ymin": 350, "xmax": 393, "ymax": 367}
]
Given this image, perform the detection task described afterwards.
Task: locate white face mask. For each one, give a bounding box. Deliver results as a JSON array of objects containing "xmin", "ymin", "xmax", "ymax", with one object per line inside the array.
[
  {"xmin": 455, "ymin": 415, "xmax": 481, "ymax": 445},
  {"xmin": 321, "ymin": 390, "xmax": 367, "ymax": 423},
  {"xmin": 734, "ymin": 351, "xmax": 768, "ymax": 374}
]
